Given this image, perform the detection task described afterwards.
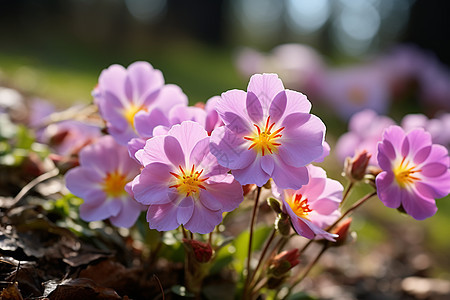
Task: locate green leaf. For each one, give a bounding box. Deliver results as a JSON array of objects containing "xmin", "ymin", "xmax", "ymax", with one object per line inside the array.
[
  {"xmin": 285, "ymin": 292, "xmax": 317, "ymax": 300},
  {"xmin": 232, "ymin": 225, "xmax": 272, "ymax": 273},
  {"xmin": 15, "ymin": 124, "xmax": 35, "ymax": 149}
]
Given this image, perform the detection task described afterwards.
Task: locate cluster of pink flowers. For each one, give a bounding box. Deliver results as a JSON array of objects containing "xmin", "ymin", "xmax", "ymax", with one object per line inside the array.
[
  {"xmin": 63, "ymin": 60, "xmax": 449, "ymax": 243},
  {"xmin": 236, "ymin": 44, "xmax": 450, "ymax": 120}
]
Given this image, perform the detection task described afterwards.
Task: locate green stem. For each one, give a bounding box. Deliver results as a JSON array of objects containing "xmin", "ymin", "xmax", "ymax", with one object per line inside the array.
[
  {"xmin": 339, "ymin": 181, "xmax": 354, "ymax": 208},
  {"xmin": 287, "ymin": 242, "xmax": 329, "ymax": 297},
  {"xmin": 243, "ymin": 186, "xmax": 262, "ymax": 298},
  {"xmin": 327, "ymin": 191, "xmax": 377, "ymax": 232},
  {"xmin": 248, "ymin": 228, "xmax": 277, "ymax": 289}
]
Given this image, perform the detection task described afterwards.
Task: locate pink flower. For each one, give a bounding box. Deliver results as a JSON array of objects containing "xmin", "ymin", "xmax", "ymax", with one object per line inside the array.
[
  {"xmin": 128, "ymin": 96, "xmax": 224, "ymax": 160},
  {"xmin": 401, "ymin": 113, "xmax": 450, "ymax": 149},
  {"xmin": 376, "ymin": 126, "xmax": 450, "ymax": 220},
  {"xmin": 42, "ymin": 120, "xmax": 102, "ymax": 156},
  {"xmin": 131, "ymin": 121, "xmax": 244, "ymax": 234},
  {"xmin": 335, "ymin": 109, "xmax": 395, "ymax": 166},
  {"xmin": 235, "ymin": 44, "xmax": 325, "ymax": 94},
  {"xmin": 94, "ymin": 61, "xmax": 188, "ymax": 145},
  {"xmin": 319, "ymin": 66, "xmax": 390, "ymax": 120},
  {"xmin": 210, "ymin": 73, "xmax": 326, "ymax": 189},
  {"xmin": 272, "ymin": 165, "xmax": 343, "ymax": 241},
  {"xmin": 65, "ymin": 135, "xmax": 145, "ymax": 227}
]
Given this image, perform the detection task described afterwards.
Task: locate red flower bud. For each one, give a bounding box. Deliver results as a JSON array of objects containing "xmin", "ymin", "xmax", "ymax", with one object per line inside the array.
[
  {"xmin": 331, "ymin": 218, "xmax": 352, "ymax": 246},
  {"xmin": 182, "ymin": 239, "xmax": 213, "ymax": 263},
  {"xmin": 269, "ymin": 249, "xmax": 300, "ymax": 278},
  {"xmin": 344, "ymin": 150, "xmax": 371, "ymax": 182},
  {"xmin": 242, "ymin": 184, "xmax": 256, "ymax": 196}
]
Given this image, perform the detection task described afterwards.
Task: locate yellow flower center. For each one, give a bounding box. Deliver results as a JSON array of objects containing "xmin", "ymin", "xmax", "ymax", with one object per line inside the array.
[
  {"xmin": 103, "ymin": 171, "xmax": 128, "ymax": 197},
  {"xmin": 244, "ymin": 116, "xmax": 285, "ymax": 156},
  {"xmin": 393, "ymin": 157, "xmax": 421, "ymax": 188},
  {"xmin": 169, "ymin": 165, "xmax": 209, "ymax": 197},
  {"xmin": 123, "ymin": 104, "xmax": 145, "ymax": 129},
  {"xmin": 286, "ymin": 193, "xmax": 312, "ymax": 219}
]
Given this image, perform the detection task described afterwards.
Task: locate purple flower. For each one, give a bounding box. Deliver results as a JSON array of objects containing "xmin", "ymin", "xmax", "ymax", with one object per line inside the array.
[
  {"xmin": 210, "ymin": 73, "xmax": 326, "ymax": 189},
  {"xmin": 335, "ymin": 109, "xmax": 395, "ymax": 166},
  {"xmin": 131, "ymin": 121, "xmax": 244, "ymax": 234},
  {"xmin": 204, "ymin": 96, "xmax": 224, "ymax": 134},
  {"xmin": 128, "ymin": 104, "xmax": 209, "ymax": 160},
  {"xmin": 402, "ymin": 113, "xmax": 450, "ymax": 150},
  {"xmin": 272, "ymin": 165, "xmax": 343, "ymax": 241},
  {"xmin": 235, "ymin": 44, "xmax": 325, "ymax": 95},
  {"xmin": 42, "ymin": 120, "xmax": 102, "ymax": 156},
  {"xmin": 376, "ymin": 126, "xmax": 450, "ymax": 220},
  {"xmin": 319, "ymin": 66, "xmax": 390, "ymax": 120},
  {"xmin": 94, "ymin": 61, "xmax": 188, "ymax": 145},
  {"xmin": 65, "ymin": 135, "xmax": 145, "ymax": 227}
]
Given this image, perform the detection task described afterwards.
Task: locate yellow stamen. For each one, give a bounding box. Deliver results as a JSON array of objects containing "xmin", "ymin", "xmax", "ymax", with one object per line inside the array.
[
  {"xmin": 286, "ymin": 193, "xmax": 313, "ymax": 219},
  {"xmin": 169, "ymin": 164, "xmax": 209, "ymax": 197},
  {"xmin": 123, "ymin": 104, "xmax": 144, "ymax": 129},
  {"xmin": 393, "ymin": 157, "xmax": 421, "ymax": 188},
  {"xmin": 244, "ymin": 116, "xmax": 285, "ymax": 156},
  {"xmin": 103, "ymin": 171, "xmax": 128, "ymax": 197}
]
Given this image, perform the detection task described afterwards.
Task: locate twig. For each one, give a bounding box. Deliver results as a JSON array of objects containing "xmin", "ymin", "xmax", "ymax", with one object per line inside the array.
[
  {"xmin": 327, "ymin": 191, "xmax": 377, "ymax": 232},
  {"xmin": 153, "ymin": 274, "xmax": 165, "ymax": 300},
  {"xmin": 286, "ymin": 242, "xmax": 329, "ymax": 298},
  {"xmin": 10, "ymin": 167, "xmax": 60, "ymax": 207}
]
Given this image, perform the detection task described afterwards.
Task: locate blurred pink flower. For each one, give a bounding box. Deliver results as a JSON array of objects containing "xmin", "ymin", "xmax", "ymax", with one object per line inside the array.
[
  {"xmin": 401, "ymin": 113, "xmax": 450, "ymax": 149},
  {"xmin": 319, "ymin": 66, "xmax": 390, "ymax": 120},
  {"xmin": 235, "ymin": 44, "xmax": 325, "ymax": 94},
  {"xmin": 43, "ymin": 120, "xmax": 102, "ymax": 156},
  {"xmin": 65, "ymin": 135, "xmax": 145, "ymax": 227},
  {"xmin": 376, "ymin": 126, "xmax": 450, "ymax": 220},
  {"xmin": 210, "ymin": 73, "xmax": 326, "ymax": 189},
  {"xmin": 272, "ymin": 165, "xmax": 343, "ymax": 241},
  {"xmin": 335, "ymin": 109, "xmax": 395, "ymax": 166},
  {"xmin": 131, "ymin": 121, "xmax": 243, "ymax": 234}
]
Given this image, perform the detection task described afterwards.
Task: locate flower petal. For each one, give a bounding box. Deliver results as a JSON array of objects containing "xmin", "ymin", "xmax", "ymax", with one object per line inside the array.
[
  {"xmin": 247, "ymin": 73, "xmax": 284, "ymax": 109},
  {"xmin": 217, "ymin": 89, "xmax": 253, "ymax": 134},
  {"xmin": 168, "ymin": 121, "xmax": 208, "ymax": 159},
  {"xmin": 177, "ymin": 197, "xmax": 195, "ymax": 225},
  {"xmin": 109, "ymin": 198, "xmax": 145, "ymax": 228},
  {"xmin": 232, "ymin": 156, "xmax": 270, "ymax": 187},
  {"xmin": 401, "ymin": 190, "xmax": 437, "ymax": 220},
  {"xmin": 134, "ymin": 108, "xmax": 170, "ymax": 139},
  {"xmin": 131, "ymin": 163, "xmax": 175, "ymax": 205},
  {"xmin": 271, "ymin": 158, "xmax": 308, "ymax": 190},
  {"xmin": 375, "ymin": 171, "xmax": 402, "ymax": 209},
  {"xmin": 147, "ymin": 202, "xmax": 180, "ymax": 232},
  {"xmin": 164, "ymin": 135, "xmax": 185, "ymax": 167},
  {"xmin": 260, "ymin": 155, "xmax": 274, "ymax": 175},
  {"xmin": 209, "ymin": 126, "xmax": 255, "ymax": 170},
  {"xmin": 204, "ymin": 174, "xmax": 244, "ymax": 212},
  {"xmin": 127, "ymin": 61, "xmax": 164, "ymax": 103},
  {"xmin": 269, "ymin": 91, "xmax": 287, "ymax": 123},
  {"xmin": 246, "ymin": 91, "xmax": 263, "ymax": 124},
  {"xmin": 184, "ymin": 202, "xmax": 223, "ymax": 234},
  {"xmin": 278, "ymin": 114, "xmax": 325, "ymax": 167}
]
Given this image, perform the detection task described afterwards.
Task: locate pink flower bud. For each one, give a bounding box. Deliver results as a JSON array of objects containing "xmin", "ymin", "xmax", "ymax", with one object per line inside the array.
[
  {"xmin": 331, "ymin": 218, "xmax": 352, "ymax": 246},
  {"xmin": 183, "ymin": 239, "xmax": 213, "ymax": 263},
  {"xmin": 345, "ymin": 150, "xmax": 371, "ymax": 182},
  {"xmin": 269, "ymin": 249, "xmax": 300, "ymax": 278}
]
